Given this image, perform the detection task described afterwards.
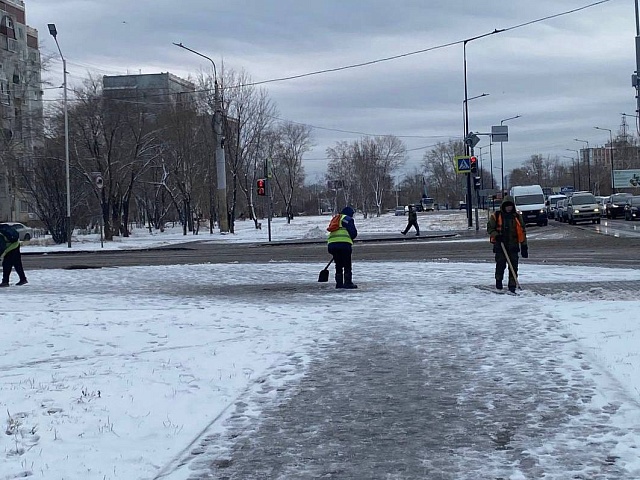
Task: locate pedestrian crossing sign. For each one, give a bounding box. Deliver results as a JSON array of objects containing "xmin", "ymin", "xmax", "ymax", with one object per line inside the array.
[{"xmin": 454, "ymin": 155, "xmax": 471, "ymax": 173}]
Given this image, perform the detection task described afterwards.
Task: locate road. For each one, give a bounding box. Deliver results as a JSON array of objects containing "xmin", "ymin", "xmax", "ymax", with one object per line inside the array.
[{"xmin": 21, "ymin": 218, "xmax": 640, "ymax": 270}]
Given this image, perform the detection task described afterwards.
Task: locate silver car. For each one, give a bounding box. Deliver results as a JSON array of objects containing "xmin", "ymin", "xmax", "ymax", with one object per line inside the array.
[{"xmin": 3, "ymin": 222, "xmax": 34, "ymax": 241}]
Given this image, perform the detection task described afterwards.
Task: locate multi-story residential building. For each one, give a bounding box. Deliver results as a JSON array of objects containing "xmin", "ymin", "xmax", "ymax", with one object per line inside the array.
[
  {"xmin": 0, "ymin": 0, "xmax": 42, "ymax": 222},
  {"xmin": 102, "ymin": 72, "xmax": 195, "ymax": 108}
]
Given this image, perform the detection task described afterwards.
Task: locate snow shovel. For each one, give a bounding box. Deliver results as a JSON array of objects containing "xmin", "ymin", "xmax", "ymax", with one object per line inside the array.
[
  {"xmin": 500, "ymin": 242, "xmax": 522, "ymax": 290},
  {"xmin": 318, "ymin": 258, "xmax": 333, "ymax": 282}
]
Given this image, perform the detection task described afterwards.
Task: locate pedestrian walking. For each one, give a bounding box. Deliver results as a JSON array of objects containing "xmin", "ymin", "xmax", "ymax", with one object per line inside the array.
[
  {"xmin": 487, "ymin": 196, "xmax": 528, "ymax": 294},
  {"xmin": 327, "ymin": 206, "xmax": 358, "ymax": 289},
  {"xmin": 401, "ymin": 205, "xmax": 420, "ymax": 236},
  {"xmin": 0, "ymin": 223, "xmax": 28, "ymax": 287}
]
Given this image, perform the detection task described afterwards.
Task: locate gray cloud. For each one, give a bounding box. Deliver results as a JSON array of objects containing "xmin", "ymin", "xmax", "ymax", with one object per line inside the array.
[{"xmin": 31, "ymin": 0, "xmax": 636, "ymax": 180}]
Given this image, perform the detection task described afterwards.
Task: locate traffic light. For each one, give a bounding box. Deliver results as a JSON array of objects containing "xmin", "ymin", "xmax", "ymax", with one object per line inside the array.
[
  {"xmin": 470, "ymin": 156, "xmax": 478, "ymax": 173},
  {"xmin": 256, "ymin": 178, "xmax": 266, "ymax": 196},
  {"xmin": 474, "ymin": 176, "xmax": 481, "ymax": 190}
]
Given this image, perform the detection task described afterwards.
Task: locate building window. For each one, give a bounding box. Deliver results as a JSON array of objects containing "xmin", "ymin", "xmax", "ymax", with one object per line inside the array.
[{"xmin": 0, "ymin": 80, "xmax": 9, "ymax": 105}]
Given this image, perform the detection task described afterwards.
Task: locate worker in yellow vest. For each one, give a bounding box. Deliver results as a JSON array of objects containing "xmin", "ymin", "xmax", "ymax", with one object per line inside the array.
[{"xmin": 327, "ymin": 206, "xmax": 358, "ymax": 289}]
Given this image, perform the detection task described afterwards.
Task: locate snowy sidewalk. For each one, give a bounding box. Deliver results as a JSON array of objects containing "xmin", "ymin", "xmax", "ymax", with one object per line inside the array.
[{"xmin": 178, "ymin": 282, "xmax": 640, "ymax": 479}]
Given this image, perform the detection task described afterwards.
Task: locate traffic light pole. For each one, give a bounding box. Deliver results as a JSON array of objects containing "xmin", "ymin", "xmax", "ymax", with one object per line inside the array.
[
  {"xmin": 466, "ymin": 172, "xmax": 472, "ymax": 228},
  {"xmin": 469, "ymin": 146, "xmax": 479, "ymax": 231}
]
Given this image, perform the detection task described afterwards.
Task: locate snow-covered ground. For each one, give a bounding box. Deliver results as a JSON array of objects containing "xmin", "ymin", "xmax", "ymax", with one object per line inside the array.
[
  {"xmin": 22, "ymin": 210, "xmax": 474, "ymax": 252},
  {"xmin": 2, "ymin": 212, "xmax": 639, "ymax": 478}
]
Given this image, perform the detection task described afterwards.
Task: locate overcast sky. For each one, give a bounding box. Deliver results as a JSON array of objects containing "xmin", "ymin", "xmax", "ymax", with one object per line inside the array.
[{"xmin": 28, "ymin": 0, "xmax": 637, "ymax": 182}]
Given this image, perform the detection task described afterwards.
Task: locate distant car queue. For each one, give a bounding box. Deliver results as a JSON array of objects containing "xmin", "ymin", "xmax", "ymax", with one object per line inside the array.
[{"xmin": 550, "ymin": 191, "xmax": 640, "ymax": 223}]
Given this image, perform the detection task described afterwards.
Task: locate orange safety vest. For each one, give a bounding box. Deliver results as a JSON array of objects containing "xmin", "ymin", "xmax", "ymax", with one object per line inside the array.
[{"xmin": 490, "ymin": 212, "xmax": 526, "ymax": 244}]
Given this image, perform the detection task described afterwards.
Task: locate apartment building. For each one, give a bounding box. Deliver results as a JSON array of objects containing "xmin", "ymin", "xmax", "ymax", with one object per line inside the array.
[
  {"xmin": 0, "ymin": 0, "xmax": 43, "ymax": 222},
  {"xmin": 102, "ymin": 72, "xmax": 195, "ymax": 108}
]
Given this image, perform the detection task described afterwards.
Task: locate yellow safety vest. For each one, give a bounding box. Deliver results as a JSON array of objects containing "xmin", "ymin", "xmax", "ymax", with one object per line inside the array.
[{"xmin": 327, "ymin": 214, "xmax": 353, "ymax": 245}]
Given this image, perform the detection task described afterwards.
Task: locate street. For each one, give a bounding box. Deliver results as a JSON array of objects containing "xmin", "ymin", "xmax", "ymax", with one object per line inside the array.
[{"xmin": 21, "ymin": 219, "xmax": 640, "ymax": 270}]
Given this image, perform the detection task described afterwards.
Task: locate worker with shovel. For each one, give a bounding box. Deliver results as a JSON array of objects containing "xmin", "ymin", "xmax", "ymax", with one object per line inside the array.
[
  {"xmin": 326, "ymin": 206, "xmax": 358, "ymax": 289},
  {"xmin": 487, "ymin": 195, "xmax": 528, "ymax": 294}
]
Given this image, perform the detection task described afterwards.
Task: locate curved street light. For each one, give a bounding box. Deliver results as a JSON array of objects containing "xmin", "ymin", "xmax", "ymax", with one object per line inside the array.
[
  {"xmin": 574, "ymin": 139, "xmax": 591, "ymax": 192},
  {"xmin": 173, "ymin": 42, "xmax": 229, "ymax": 234},
  {"xmin": 561, "ymin": 155, "xmax": 578, "ymax": 188},
  {"xmin": 499, "ymin": 115, "xmax": 521, "ymax": 194},
  {"xmin": 47, "ymin": 23, "xmax": 72, "ymax": 248},
  {"xmin": 594, "ymin": 126, "xmax": 615, "ymax": 194},
  {"xmin": 565, "ymin": 149, "xmax": 581, "ymax": 190}
]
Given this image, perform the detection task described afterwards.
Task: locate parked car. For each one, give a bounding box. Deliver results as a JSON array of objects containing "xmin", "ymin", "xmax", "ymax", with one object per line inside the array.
[
  {"xmin": 394, "ymin": 206, "xmax": 406, "ymax": 216},
  {"xmin": 1, "ymin": 222, "xmax": 34, "ymax": 241},
  {"xmin": 605, "ymin": 193, "xmax": 633, "ymax": 219},
  {"xmin": 624, "ymin": 196, "xmax": 640, "ymax": 220},
  {"xmin": 566, "ymin": 192, "xmax": 601, "ymax": 225}
]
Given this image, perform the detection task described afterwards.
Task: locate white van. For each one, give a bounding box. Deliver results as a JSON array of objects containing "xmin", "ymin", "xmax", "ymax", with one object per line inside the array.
[{"xmin": 509, "ymin": 185, "xmax": 548, "ymax": 226}]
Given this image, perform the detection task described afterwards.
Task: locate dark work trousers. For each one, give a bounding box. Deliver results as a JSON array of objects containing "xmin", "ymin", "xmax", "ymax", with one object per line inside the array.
[
  {"xmin": 495, "ymin": 246, "xmax": 519, "ymax": 289},
  {"xmin": 328, "ymin": 243, "xmax": 353, "ymax": 287},
  {"xmin": 402, "ymin": 219, "xmax": 420, "ymax": 235},
  {"xmin": 2, "ymin": 247, "xmax": 27, "ymax": 284}
]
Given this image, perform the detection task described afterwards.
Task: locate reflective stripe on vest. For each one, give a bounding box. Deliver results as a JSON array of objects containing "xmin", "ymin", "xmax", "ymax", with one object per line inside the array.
[
  {"xmin": 327, "ymin": 214, "xmax": 353, "ymax": 245},
  {"xmin": 491, "ymin": 212, "xmax": 525, "ymax": 244}
]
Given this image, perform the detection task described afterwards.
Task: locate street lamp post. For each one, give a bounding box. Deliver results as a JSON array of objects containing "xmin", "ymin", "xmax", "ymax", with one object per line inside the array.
[
  {"xmin": 500, "ymin": 115, "xmax": 521, "ymax": 194},
  {"xmin": 574, "ymin": 139, "xmax": 591, "ymax": 192},
  {"xmin": 565, "ymin": 149, "xmax": 581, "ymax": 190},
  {"xmin": 594, "ymin": 126, "xmax": 615, "ymax": 194},
  {"xmin": 462, "ymin": 29, "xmax": 503, "ymax": 228},
  {"xmin": 561, "ymin": 155, "xmax": 577, "ymax": 188},
  {"xmin": 462, "ymin": 93, "xmax": 489, "ymax": 136},
  {"xmin": 47, "ymin": 24, "xmax": 71, "ymax": 248},
  {"xmin": 174, "ymin": 42, "xmax": 229, "ymax": 234}
]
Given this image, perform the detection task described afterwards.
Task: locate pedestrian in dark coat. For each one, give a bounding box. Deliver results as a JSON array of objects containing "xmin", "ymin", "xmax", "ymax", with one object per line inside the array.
[
  {"xmin": 401, "ymin": 205, "xmax": 420, "ymax": 236},
  {"xmin": 487, "ymin": 196, "xmax": 528, "ymax": 293},
  {"xmin": 327, "ymin": 206, "xmax": 358, "ymax": 289},
  {"xmin": 0, "ymin": 224, "xmax": 28, "ymax": 287}
]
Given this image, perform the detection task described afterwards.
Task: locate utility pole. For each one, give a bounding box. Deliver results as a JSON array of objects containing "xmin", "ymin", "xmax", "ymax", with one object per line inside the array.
[
  {"xmin": 48, "ymin": 24, "xmax": 72, "ymax": 248},
  {"xmin": 173, "ymin": 42, "xmax": 229, "ymax": 233},
  {"xmin": 213, "ymin": 79, "xmax": 229, "ymax": 233}
]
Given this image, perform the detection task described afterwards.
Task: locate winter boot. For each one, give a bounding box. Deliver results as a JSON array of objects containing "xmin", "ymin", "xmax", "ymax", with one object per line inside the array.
[
  {"xmin": 508, "ymin": 286, "xmax": 517, "ymax": 294},
  {"xmin": 343, "ymin": 272, "xmax": 358, "ymax": 289},
  {"xmin": 335, "ymin": 273, "xmax": 344, "ymax": 289},
  {"xmin": 16, "ymin": 279, "xmax": 28, "ymax": 286},
  {"xmin": 495, "ymin": 279, "xmax": 503, "ymax": 290},
  {"xmin": 0, "ymin": 282, "xmax": 9, "ymax": 288}
]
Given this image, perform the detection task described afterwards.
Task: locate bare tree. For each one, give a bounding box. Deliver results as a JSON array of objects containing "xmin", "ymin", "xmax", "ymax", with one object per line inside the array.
[
  {"xmin": 270, "ymin": 122, "xmax": 312, "ymax": 222},
  {"xmin": 197, "ymin": 69, "xmax": 277, "ymax": 231},
  {"xmin": 421, "ymin": 140, "xmax": 466, "ymax": 209},
  {"xmin": 327, "ymin": 136, "xmax": 405, "ymax": 216}
]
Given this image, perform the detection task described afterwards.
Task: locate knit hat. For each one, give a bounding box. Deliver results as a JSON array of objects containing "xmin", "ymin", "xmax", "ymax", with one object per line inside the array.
[{"xmin": 341, "ymin": 206, "xmax": 355, "ymax": 217}]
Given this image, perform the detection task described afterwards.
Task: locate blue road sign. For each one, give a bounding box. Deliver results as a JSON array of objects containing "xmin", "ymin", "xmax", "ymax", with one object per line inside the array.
[{"xmin": 454, "ymin": 155, "xmax": 471, "ymax": 173}]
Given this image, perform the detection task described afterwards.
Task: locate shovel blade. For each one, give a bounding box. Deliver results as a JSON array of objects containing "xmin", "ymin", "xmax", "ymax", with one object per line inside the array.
[{"xmin": 318, "ymin": 269, "xmax": 330, "ymax": 283}]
